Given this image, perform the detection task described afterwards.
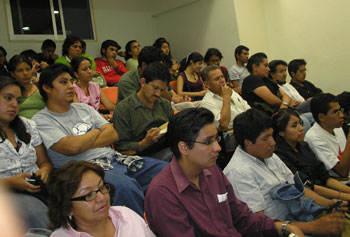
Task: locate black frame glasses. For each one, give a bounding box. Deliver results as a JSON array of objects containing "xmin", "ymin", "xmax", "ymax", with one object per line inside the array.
[
  {"xmin": 71, "ymin": 183, "xmax": 111, "ymax": 202},
  {"xmin": 186, "ymin": 135, "xmax": 222, "ymax": 146}
]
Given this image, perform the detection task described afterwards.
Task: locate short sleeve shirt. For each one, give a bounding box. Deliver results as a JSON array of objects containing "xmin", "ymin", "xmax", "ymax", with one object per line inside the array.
[{"xmin": 228, "ymin": 63, "xmax": 250, "ymax": 88}]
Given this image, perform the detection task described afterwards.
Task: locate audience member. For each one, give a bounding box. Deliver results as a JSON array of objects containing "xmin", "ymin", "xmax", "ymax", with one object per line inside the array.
[
  {"xmin": 177, "ymin": 52, "xmax": 207, "ymax": 101},
  {"xmin": 288, "ymin": 59, "xmax": 322, "ymax": 100},
  {"xmin": 204, "ymin": 48, "xmax": 229, "ymax": 82},
  {"xmin": 48, "ymin": 161, "xmax": 155, "ymax": 237},
  {"xmin": 8, "ymin": 55, "xmax": 45, "ymax": 119},
  {"xmin": 32, "ymin": 63, "xmax": 167, "ymax": 216},
  {"xmin": 228, "ymin": 45, "xmax": 250, "ymax": 93},
  {"xmin": 273, "ymin": 109, "xmax": 350, "ymax": 201},
  {"xmin": 95, "ymin": 39, "xmax": 127, "ymax": 86},
  {"xmin": 38, "ymin": 39, "xmax": 58, "ymax": 65},
  {"xmin": 337, "ymin": 91, "xmax": 350, "ymax": 136},
  {"xmin": 305, "ymin": 93, "xmax": 350, "ymax": 177},
  {"xmin": 0, "ymin": 46, "xmax": 10, "ymax": 76},
  {"xmin": 20, "ymin": 49, "xmax": 47, "ymax": 84},
  {"xmin": 145, "ymin": 107, "xmax": 303, "ymax": 237},
  {"xmin": 153, "ymin": 38, "xmax": 178, "ymax": 80},
  {"xmin": 0, "ymin": 76, "xmax": 52, "ymax": 229},
  {"xmin": 224, "ymin": 109, "xmax": 345, "ymax": 236},
  {"xmin": 71, "ymin": 56, "xmax": 114, "ymax": 120},
  {"xmin": 113, "ymin": 62, "xmax": 173, "ymax": 160},
  {"xmin": 125, "ymin": 40, "xmax": 141, "ymax": 71}
]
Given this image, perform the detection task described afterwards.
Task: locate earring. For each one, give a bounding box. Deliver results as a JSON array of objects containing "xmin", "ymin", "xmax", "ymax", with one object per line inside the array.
[{"xmin": 68, "ymin": 216, "xmax": 72, "ymax": 221}]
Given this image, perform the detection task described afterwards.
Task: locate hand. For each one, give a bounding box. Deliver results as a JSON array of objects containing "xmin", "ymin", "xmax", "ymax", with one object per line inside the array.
[
  {"xmin": 233, "ymin": 87, "xmax": 242, "ymax": 94},
  {"xmin": 312, "ymin": 213, "xmax": 345, "ymax": 235},
  {"xmin": 102, "ymin": 114, "xmax": 112, "ymax": 122},
  {"xmin": 32, "ymin": 61, "xmax": 41, "ymax": 73},
  {"xmin": 107, "ymin": 56, "xmax": 117, "ymax": 68},
  {"xmin": 184, "ymin": 95, "xmax": 192, "ymax": 102},
  {"xmin": 144, "ymin": 127, "xmax": 162, "ymax": 145},
  {"xmin": 40, "ymin": 61, "xmax": 49, "ymax": 70},
  {"xmin": 328, "ymin": 199, "xmax": 348, "ymax": 212},
  {"xmin": 222, "ymin": 86, "xmax": 233, "ymax": 98},
  {"xmin": 8, "ymin": 173, "xmax": 41, "ymax": 193},
  {"xmin": 35, "ymin": 166, "xmax": 51, "ymax": 184},
  {"xmin": 171, "ymin": 94, "xmax": 184, "ymax": 104},
  {"xmin": 287, "ymin": 224, "xmax": 304, "ymax": 237},
  {"xmin": 200, "ymin": 89, "xmax": 207, "ymax": 96},
  {"xmin": 290, "ymin": 99, "xmax": 299, "ymax": 108}
]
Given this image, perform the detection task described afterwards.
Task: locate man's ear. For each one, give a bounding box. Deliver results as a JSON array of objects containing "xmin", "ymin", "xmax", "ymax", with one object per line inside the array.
[
  {"xmin": 204, "ymin": 81, "xmax": 210, "ymax": 89},
  {"xmin": 101, "ymin": 48, "xmax": 106, "ymax": 56},
  {"xmin": 318, "ymin": 113, "xmax": 325, "ymax": 123},
  {"xmin": 291, "ymin": 71, "xmax": 296, "ymax": 78},
  {"xmin": 42, "ymin": 84, "xmax": 52, "ymax": 96},
  {"xmin": 140, "ymin": 77, "xmax": 146, "ymax": 88},
  {"xmin": 178, "ymin": 141, "xmax": 189, "ymax": 156},
  {"xmin": 244, "ymin": 139, "xmax": 252, "ymax": 147}
]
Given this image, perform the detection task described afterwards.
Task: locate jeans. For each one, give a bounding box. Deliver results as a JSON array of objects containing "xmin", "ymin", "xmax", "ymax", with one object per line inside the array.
[
  {"xmin": 10, "ymin": 192, "xmax": 49, "ymax": 229},
  {"xmin": 104, "ymin": 157, "xmax": 167, "ymax": 216}
]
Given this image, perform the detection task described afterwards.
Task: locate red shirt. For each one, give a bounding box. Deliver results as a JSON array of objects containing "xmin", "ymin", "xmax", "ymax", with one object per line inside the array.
[
  {"xmin": 144, "ymin": 158, "xmax": 279, "ymax": 237},
  {"xmin": 95, "ymin": 57, "xmax": 127, "ymax": 86}
]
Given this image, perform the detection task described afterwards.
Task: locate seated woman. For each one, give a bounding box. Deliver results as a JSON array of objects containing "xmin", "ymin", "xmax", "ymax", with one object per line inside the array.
[
  {"xmin": 48, "ymin": 161, "xmax": 155, "ymax": 236},
  {"xmin": 8, "ymin": 55, "xmax": 45, "ymax": 119},
  {"xmin": 125, "ymin": 40, "xmax": 141, "ymax": 71},
  {"xmin": 177, "ymin": 52, "xmax": 207, "ymax": 101},
  {"xmin": 71, "ymin": 56, "xmax": 115, "ymax": 121},
  {"xmin": 204, "ymin": 48, "xmax": 229, "ymax": 83},
  {"xmin": 153, "ymin": 38, "xmax": 179, "ymax": 80},
  {"xmin": 0, "ymin": 76, "xmax": 52, "ymax": 229},
  {"xmin": 272, "ymin": 108, "xmax": 350, "ymax": 201}
]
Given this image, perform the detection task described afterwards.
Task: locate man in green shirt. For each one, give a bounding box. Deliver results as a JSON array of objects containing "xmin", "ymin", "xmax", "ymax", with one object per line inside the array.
[{"xmin": 113, "ymin": 62, "xmax": 174, "ymax": 161}]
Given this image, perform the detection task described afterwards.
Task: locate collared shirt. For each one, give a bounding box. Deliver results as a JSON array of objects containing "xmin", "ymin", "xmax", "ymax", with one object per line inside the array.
[
  {"xmin": 113, "ymin": 92, "xmax": 174, "ymax": 152},
  {"xmin": 117, "ymin": 69, "xmax": 140, "ymax": 102},
  {"xmin": 200, "ymin": 89, "xmax": 250, "ymax": 130},
  {"xmin": 290, "ymin": 80, "xmax": 322, "ymax": 100},
  {"xmin": 305, "ymin": 122, "xmax": 346, "ymax": 172},
  {"xmin": 279, "ymin": 83, "xmax": 305, "ymax": 102},
  {"xmin": 0, "ymin": 117, "xmax": 41, "ymax": 177},
  {"xmin": 224, "ymin": 146, "xmax": 294, "ymax": 220},
  {"xmin": 50, "ymin": 206, "xmax": 155, "ymax": 237},
  {"xmin": 228, "ymin": 63, "xmax": 250, "ymax": 88},
  {"xmin": 144, "ymin": 158, "xmax": 278, "ymax": 237}
]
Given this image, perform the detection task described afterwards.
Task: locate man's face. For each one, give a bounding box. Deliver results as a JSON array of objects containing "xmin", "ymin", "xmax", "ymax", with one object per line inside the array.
[
  {"xmin": 105, "ymin": 46, "xmax": 118, "ymax": 59},
  {"xmin": 319, "ymin": 102, "xmax": 345, "ymax": 129},
  {"xmin": 236, "ymin": 50, "xmax": 249, "ymax": 64},
  {"xmin": 42, "ymin": 47, "xmax": 55, "ymax": 59},
  {"xmin": 253, "ymin": 58, "xmax": 270, "ymax": 78},
  {"xmin": 185, "ymin": 123, "xmax": 221, "ymax": 170},
  {"xmin": 292, "ymin": 65, "xmax": 306, "ymax": 83},
  {"xmin": 205, "ymin": 69, "xmax": 226, "ymax": 95},
  {"xmin": 141, "ymin": 79, "xmax": 167, "ymax": 104},
  {"xmin": 46, "ymin": 72, "xmax": 75, "ymax": 104},
  {"xmin": 271, "ymin": 64, "xmax": 287, "ymax": 85},
  {"xmin": 246, "ymin": 128, "xmax": 276, "ymax": 160}
]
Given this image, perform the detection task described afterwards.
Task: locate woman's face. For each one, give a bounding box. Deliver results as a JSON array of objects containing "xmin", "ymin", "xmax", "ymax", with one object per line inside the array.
[
  {"xmin": 280, "ymin": 115, "xmax": 305, "ymax": 144},
  {"xmin": 161, "ymin": 43, "xmax": 170, "ymax": 56},
  {"xmin": 68, "ymin": 41, "xmax": 82, "ymax": 60},
  {"xmin": 75, "ymin": 59, "xmax": 92, "ymax": 83},
  {"xmin": 190, "ymin": 60, "xmax": 204, "ymax": 73},
  {"xmin": 129, "ymin": 42, "xmax": 141, "ymax": 58},
  {"xmin": 0, "ymin": 84, "xmax": 21, "ymax": 127},
  {"xmin": 0, "ymin": 49, "xmax": 6, "ymax": 65},
  {"xmin": 207, "ymin": 55, "xmax": 221, "ymax": 66},
  {"xmin": 70, "ymin": 171, "xmax": 110, "ymax": 226},
  {"xmin": 12, "ymin": 62, "xmax": 32, "ymax": 86}
]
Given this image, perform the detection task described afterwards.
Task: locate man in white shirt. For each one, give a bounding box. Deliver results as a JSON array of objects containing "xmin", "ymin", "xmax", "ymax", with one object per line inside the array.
[
  {"xmin": 305, "ymin": 93, "xmax": 350, "ymax": 178},
  {"xmin": 228, "ymin": 45, "xmax": 250, "ymax": 93}
]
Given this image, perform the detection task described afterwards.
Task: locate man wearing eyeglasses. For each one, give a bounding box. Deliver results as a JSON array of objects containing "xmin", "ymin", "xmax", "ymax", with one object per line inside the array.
[
  {"xmin": 144, "ymin": 107, "xmax": 304, "ymax": 237},
  {"xmin": 305, "ymin": 93, "xmax": 350, "ymax": 178},
  {"xmin": 112, "ymin": 62, "xmax": 174, "ymax": 161}
]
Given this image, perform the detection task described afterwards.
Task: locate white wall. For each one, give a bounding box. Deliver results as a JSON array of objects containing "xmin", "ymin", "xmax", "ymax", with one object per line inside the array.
[{"xmin": 152, "ymin": 0, "xmax": 240, "ymax": 68}]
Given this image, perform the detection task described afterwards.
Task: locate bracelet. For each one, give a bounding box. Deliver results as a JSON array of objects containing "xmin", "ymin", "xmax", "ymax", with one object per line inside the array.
[{"xmin": 282, "ymin": 221, "xmax": 291, "ymax": 237}]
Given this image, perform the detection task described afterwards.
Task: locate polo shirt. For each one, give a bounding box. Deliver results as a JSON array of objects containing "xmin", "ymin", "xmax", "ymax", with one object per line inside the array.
[
  {"xmin": 117, "ymin": 69, "xmax": 141, "ymax": 102},
  {"xmin": 144, "ymin": 158, "xmax": 279, "ymax": 237}
]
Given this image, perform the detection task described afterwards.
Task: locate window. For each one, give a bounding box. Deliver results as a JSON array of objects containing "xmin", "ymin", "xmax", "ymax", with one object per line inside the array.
[{"xmin": 5, "ymin": 0, "xmax": 96, "ymax": 41}]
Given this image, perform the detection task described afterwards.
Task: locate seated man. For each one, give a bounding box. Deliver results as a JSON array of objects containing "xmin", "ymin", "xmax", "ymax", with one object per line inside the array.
[
  {"xmin": 305, "ymin": 93, "xmax": 350, "ymax": 177},
  {"xmin": 144, "ymin": 107, "xmax": 304, "ymax": 237},
  {"xmin": 95, "ymin": 39, "xmax": 127, "ymax": 86},
  {"xmin": 337, "ymin": 91, "xmax": 350, "ymax": 136},
  {"xmin": 200, "ymin": 65, "xmax": 250, "ymax": 149},
  {"xmin": 32, "ymin": 64, "xmax": 167, "ymax": 217},
  {"xmin": 224, "ymin": 109, "xmax": 345, "ymax": 236},
  {"xmin": 38, "ymin": 39, "xmax": 58, "ymax": 66},
  {"xmin": 228, "ymin": 45, "xmax": 250, "ymax": 93},
  {"xmin": 113, "ymin": 62, "xmax": 173, "ymax": 161},
  {"xmin": 288, "ymin": 59, "xmax": 322, "ymax": 100}
]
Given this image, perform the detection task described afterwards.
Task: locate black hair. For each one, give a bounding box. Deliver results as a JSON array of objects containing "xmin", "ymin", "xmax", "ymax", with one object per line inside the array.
[
  {"xmin": 179, "ymin": 52, "xmax": 203, "ymax": 72},
  {"xmin": 234, "ymin": 45, "xmax": 249, "ymax": 60},
  {"xmin": 167, "ymin": 108, "xmax": 215, "ymax": 159},
  {"xmin": 20, "ymin": 49, "xmax": 39, "ymax": 62},
  {"xmin": 153, "ymin": 38, "xmax": 172, "ymax": 69},
  {"xmin": 0, "ymin": 76, "xmax": 30, "ymax": 144},
  {"xmin": 41, "ymin": 39, "xmax": 56, "ymax": 50},
  {"xmin": 39, "ymin": 63, "xmax": 73, "ymax": 102},
  {"xmin": 311, "ymin": 93, "xmax": 337, "ymax": 123},
  {"xmin": 201, "ymin": 65, "xmax": 220, "ymax": 82},
  {"xmin": 143, "ymin": 62, "xmax": 170, "ymax": 84},
  {"xmin": 137, "ymin": 46, "xmax": 163, "ymax": 68},
  {"xmin": 268, "ymin": 60, "xmax": 287, "ymax": 78},
  {"xmin": 337, "ymin": 91, "xmax": 350, "ymax": 114},
  {"xmin": 62, "ymin": 35, "xmax": 83, "ymax": 56},
  {"xmin": 204, "ymin": 48, "xmax": 223, "ymax": 64},
  {"xmin": 100, "ymin": 40, "xmax": 121, "ymax": 56},
  {"xmin": 246, "ymin": 52, "xmax": 267, "ymax": 73},
  {"xmin": 0, "ymin": 46, "xmax": 7, "ymax": 57},
  {"xmin": 233, "ymin": 109, "xmax": 272, "ymax": 147},
  {"xmin": 272, "ymin": 108, "xmax": 301, "ymax": 139},
  {"xmin": 8, "ymin": 55, "xmax": 32, "ymax": 73},
  {"xmin": 288, "ymin": 59, "xmax": 307, "ymax": 77},
  {"xmin": 71, "ymin": 56, "xmax": 91, "ymax": 73},
  {"xmin": 125, "ymin": 40, "xmax": 138, "ymax": 61}
]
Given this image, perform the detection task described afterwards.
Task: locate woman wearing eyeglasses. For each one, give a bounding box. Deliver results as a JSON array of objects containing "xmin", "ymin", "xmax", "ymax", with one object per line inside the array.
[{"xmin": 48, "ymin": 161, "xmax": 155, "ymax": 237}]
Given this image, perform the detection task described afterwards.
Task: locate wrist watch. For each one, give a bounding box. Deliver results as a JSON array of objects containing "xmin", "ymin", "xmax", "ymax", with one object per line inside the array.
[
  {"xmin": 282, "ymin": 221, "xmax": 291, "ymax": 237},
  {"xmin": 282, "ymin": 102, "xmax": 289, "ymax": 107}
]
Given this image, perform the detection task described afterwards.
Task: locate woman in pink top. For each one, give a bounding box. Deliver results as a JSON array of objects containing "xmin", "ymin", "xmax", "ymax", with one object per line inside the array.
[
  {"xmin": 48, "ymin": 161, "xmax": 155, "ymax": 237},
  {"xmin": 71, "ymin": 56, "xmax": 114, "ymax": 120}
]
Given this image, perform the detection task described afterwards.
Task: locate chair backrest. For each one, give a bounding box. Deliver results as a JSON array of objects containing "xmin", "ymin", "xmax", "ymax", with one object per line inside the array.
[
  {"xmin": 99, "ymin": 87, "xmax": 118, "ymax": 111},
  {"xmin": 169, "ymin": 80, "xmax": 177, "ymax": 93}
]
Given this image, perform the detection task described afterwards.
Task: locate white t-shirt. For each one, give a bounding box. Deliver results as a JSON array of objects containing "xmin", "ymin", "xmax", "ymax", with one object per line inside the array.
[
  {"xmin": 228, "ymin": 63, "xmax": 250, "ymax": 88},
  {"xmin": 279, "ymin": 83, "xmax": 305, "ymax": 102}
]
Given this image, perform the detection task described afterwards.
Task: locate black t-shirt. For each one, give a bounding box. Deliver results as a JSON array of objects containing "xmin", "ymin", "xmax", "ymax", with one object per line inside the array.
[
  {"xmin": 38, "ymin": 53, "xmax": 55, "ymax": 65},
  {"xmin": 290, "ymin": 80, "xmax": 322, "ymax": 100}
]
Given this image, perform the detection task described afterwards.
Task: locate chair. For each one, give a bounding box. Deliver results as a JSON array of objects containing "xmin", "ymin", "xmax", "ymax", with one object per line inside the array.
[
  {"xmin": 99, "ymin": 87, "xmax": 118, "ymax": 112},
  {"xmin": 169, "ymin": 80, "xmax": 177, "ymax": 93}
]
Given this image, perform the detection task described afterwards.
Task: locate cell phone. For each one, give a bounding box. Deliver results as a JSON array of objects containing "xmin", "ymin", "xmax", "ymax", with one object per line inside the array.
[
  {"xmin": 25, "ymin": 177, "xmax": 36, "ymax": 184},
  {"xmin": 327, "ymin": 200, "xmax": 343, "ymax": 213}
]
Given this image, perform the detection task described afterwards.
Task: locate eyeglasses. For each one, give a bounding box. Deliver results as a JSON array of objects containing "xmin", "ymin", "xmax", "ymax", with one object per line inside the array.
[
  {"xmin": 71, "ymin": 183, "xmax": 111, "ymax": 202},
  {"xmin": 187, "ymin": 135, "xmax": 221, "ymax": 146}
]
